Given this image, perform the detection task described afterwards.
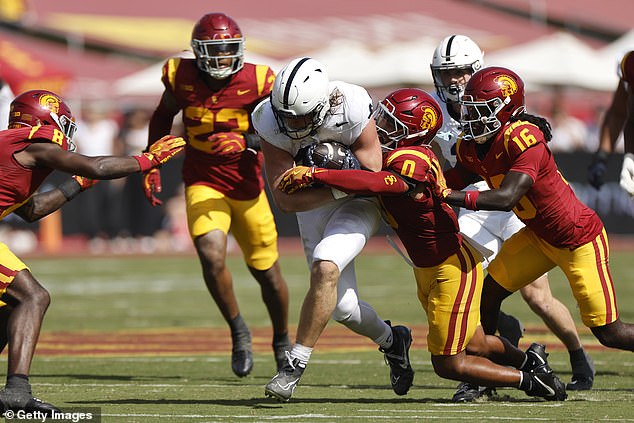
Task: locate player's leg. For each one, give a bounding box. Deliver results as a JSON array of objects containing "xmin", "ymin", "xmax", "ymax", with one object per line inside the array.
[
  {"xmin": 0, "ymin": 244, "xmax": 59, "ymax": 414},
  {"xmin": 186, "ymin": 185, "xmax": 252, "ymax": 377},
  {"xmin": 483, "ymin": 228, "xmax": 554, "ymax": 335},
  {"xmin": 556, "ymin": 229, "xmax": 634, "ymax": 352},
  {"xmin": 519, "ymin": 275, "xmax": 595, "ymax": 390},
  {"xmin": 230, "ymin": 192, "xmax": 290, "ymax": 370},
  {"xmin": 458, "ymin": 209, "xmax": 524, "ymax": 346},
  {"xmin": 421, "ymin": 243, "xmax": 565, "ymax": 401}
]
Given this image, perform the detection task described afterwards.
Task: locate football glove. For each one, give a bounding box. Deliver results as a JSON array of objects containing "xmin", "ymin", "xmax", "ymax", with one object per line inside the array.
[
  {"xmin": 278, "ymin": 166, "xmax": 317, "ymax": 194},
  {"xmin": 620, "ymin": 152, "xmax": 634, "ymax": 196},
  {"xmin": 134, "ymin": 135, "xmax": 185, "ymax": 172},
  {"xmin": 142, "ymin": 168, "xmax": 163, "ymax": 207},
  {"xmin": 71, "ymin": 175, "xmax": 98, "ymax": 191},
  {"xmin": 587, "ymin": 150, "xmax": 608, "ymax": 190}
]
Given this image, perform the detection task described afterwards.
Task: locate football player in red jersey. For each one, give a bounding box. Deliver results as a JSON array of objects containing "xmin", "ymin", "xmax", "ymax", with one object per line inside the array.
[
  {"xmin": 144, "ymin": 12, "xmax": 290, "ymax": 377},
  {"xmin": 278, "ymin": 88, "xmax": 567, "ymax": 401},
  {"xmin": 588, "ymin": 50, "xmax": 634, "ymax": 195},
  {"xmin": 0, "ymin": 89, "xmax": 184, "ymax": 415},
  {"xmin": 438, "ymin": 66, "xmax": 634, "ymax": 353}
]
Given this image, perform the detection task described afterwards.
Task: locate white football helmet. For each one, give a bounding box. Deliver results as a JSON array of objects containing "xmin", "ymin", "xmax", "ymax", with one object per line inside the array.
[
  {"xmin": 431, "ymin": 35, "xmax": 484, "ymax": 103},
  {"xmin": 270, "ymin": 57, "xmax": 330, "ymax": 139}
]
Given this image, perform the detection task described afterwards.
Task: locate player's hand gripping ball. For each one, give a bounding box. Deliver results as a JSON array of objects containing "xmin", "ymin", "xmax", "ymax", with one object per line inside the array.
[{"xmin": 295, "ymin": 141, "xmax": 360, "ymax": 170}]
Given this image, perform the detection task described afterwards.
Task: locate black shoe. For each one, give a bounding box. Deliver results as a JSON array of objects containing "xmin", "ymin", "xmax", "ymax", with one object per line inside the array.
[
  {"xmin": 523, "ymin": 371, "xmax": 567, "ymax": 401},
  {"xmin": 265, "ymin": 351, "xmax": 305, "ymax": 402},
  {"xmin": 231, "ymin": 330, "xmax": 253, "ymax": 377},
  {"xmin": 451, "ymin": 382, "xmax": 497, "ymax": 403},
  {"xmin": 497, "ymin": 311, "xmax": 525, "ymax": 347},
  {"xmin": 566, "ymin": 374, "xmax": 594, "ymax": 391},
  {"xmin": 379, "ymin": 321, "xmax": 414, "ymax": 396},
  {"xmin": 231, "ymin": 348, "xmax": 253, "ymax": 377},
  {"xmin": 523, "ymin": 343, "xmax": 552, "ymax": 373},
  {"xmin": 0, "ymin": 389, "xmax": 60, "ymax": 416}
]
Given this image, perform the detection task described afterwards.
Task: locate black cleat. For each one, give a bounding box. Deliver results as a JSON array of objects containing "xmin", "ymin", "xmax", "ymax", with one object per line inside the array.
[
  {"xmin": 0, "ymin": 390, "xmax": 60, "ymax": 416},
  {"xmin": 265, "ymin": 351, "xmax": 305, "ymax": 402},
  {"xmin": 523, "ymin": 371, "xmax": 567, "ymax": 401},
  {"xmin": 451, "ymin": 382, "xmax": 497, "ymax": 402},
  {"xmin": 379, "ymin": 321, "xmax": 414, "ymax": 396},
  {"xmin": 231, "ymin": 348, "xmax": 253, "ymax": 377},
  {"xmin": 523, "ymin": 343, "xmax": 552, "ymax": 373},
  {"xmin": 231, "ymin": 330, "xmax": 253, "ymax": 377},
  {"xmin": 497, "ymin": 311, "xmax": 525, "ymax": 347}
]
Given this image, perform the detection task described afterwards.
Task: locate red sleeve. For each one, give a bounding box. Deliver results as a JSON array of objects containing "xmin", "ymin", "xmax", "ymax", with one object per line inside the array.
[
  {"xmin": 313, "ymin": 169, "xmax": 409, "ymax": 195},
  {"xmin": 504, "ymin": 122, "xmax": 547, "ymax": 182}
]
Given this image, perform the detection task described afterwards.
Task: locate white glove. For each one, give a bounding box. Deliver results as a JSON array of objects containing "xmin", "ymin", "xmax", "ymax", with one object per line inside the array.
[{"xmin": 620, "ymin": 153, "xmax": 634, "ymax": 196}]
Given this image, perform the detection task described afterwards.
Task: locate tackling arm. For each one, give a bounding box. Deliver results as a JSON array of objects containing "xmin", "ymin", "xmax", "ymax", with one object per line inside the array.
[
  {"xmin": 312, "ymin": 169, "xmax": 410, "ymax": 195},
  {"xmin": 444, "ymin": 171, "xmax": 533, "ymax": 211}
]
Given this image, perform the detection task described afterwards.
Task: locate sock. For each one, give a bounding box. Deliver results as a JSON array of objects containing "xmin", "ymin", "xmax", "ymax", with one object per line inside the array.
[
  {"xmin": 518, "ymin": 371, "xmax": 531, "ymax": 391},
  {"xmin": 228, "ymin": 314, "xmax": 251, "ymax": 349},
  {"xmin": 289, "ymin": 344, "xmax": 313, "ymax": 368},
  {"xmin": 6, "ymin": 374, "xmax": 30, "ymax": 393},
  {"xmin": 375, "ymin": 323, "xmax": 394, "ymax": 350},
  {"xmin": 273, "ymin": 332, "xmax": 290, "ymax": 349},
  {"xmin": 519, "ymin": 352, "xmax": 528, "ymax": 370},
  {"xmin": 569, "ymin": 348, "xmax": 593, "ymax": 375}
]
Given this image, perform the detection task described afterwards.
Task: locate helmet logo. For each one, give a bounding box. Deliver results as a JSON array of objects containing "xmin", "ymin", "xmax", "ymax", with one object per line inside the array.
[
  {"xmin": 495, "ymin": 75, "xmax": 518, "ymax": 97},
  {"xmin": 39, "ymin": 94, "xmax": 60, "ymax": 114},
  {"xmin": 419, "ymin": 106, "xmax": 439, "ymax": 131}
]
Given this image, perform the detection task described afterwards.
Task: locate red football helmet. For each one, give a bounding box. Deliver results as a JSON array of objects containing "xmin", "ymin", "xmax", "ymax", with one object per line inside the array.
[
  {"xmin": 8, "ymin": 90, "xmax": 77, "ymax": 149},
  {"xmin": 372, "ymin": 88, "xmax": 443, "ymax": 150},
  {"xmin": 460, "ymin": 66, "xmax": 525, "ymax": 143},
  {"xmin": 191, "ymin": 13, "xmax": 244, "ymax": 79}
]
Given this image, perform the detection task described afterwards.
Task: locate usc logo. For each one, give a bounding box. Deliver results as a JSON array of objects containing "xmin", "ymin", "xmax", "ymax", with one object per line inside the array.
[
  {"xmin": 38, "ymin": 94, "xmax": 60, "ymax": 114},
  {"xmin": 418, "ymin": 106, "xmax": 439, "ymax": 131},
  {"xmin": 384, "ymin": 174, "xmax": 398, "ymax": 185},
  {"xmin": 495, "ymin": 75, "xmax": 518, "ymax": 97}
]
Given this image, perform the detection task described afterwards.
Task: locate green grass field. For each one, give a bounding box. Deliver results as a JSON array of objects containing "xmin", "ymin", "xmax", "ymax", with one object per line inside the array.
[{"xmin": 12, "ymin": 245, "xmax": 634, "ymax": 422}]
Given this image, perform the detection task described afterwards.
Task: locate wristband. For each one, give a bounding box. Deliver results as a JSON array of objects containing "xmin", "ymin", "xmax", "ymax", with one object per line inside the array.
[
  {"xmin": 464, "ymin": 190, "xmax": 479, "ymax": 210},
  {"xmin": 133, "ymin": 154, "xmax": 153, "ymax": 172},
  {"xmin": 331, "ymin": 187, "xmax": 349, "ymax": 200},
  {"xmin": 58, "ymin": 178, "xmax": 82, "ymax": 201}
]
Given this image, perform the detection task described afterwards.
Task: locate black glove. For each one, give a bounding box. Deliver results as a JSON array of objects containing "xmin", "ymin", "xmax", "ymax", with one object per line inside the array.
[{"xmin": 588, "ymin": 150, "xmax": 608, "ymax": 190}]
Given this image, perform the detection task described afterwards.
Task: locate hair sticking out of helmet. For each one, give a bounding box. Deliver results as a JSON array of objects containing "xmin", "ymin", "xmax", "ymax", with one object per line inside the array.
[
  {"xmin": 431, "ymin": 35, "xmax": 484, "ymax": 104},
  {"xmin": 372, "ymin": 88, "xmax": 443, "ymax": 150},
  {"xmin": 8, "ymin": 90, "xmax": 77, "ymax": 150},
  {"xmin": 460, "ymin": 66, "xmax": 526, "ymax": 144},
  {"xmin": 270, "ymin": 57, "xmax": 330, "ymax": 140},
  {"xmin": 191, "ymin": 12, "xmax": 244, "ymax": 79}
]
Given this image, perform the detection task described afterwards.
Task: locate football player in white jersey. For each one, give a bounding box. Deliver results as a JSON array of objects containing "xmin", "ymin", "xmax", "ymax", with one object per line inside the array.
[
  {"xmin": 253, "ymin": 57, "xmax": 414, "ymax": 402},
  {"xmin": 430, "ymin": 35, "xmax": 595, "ymax": 400}
]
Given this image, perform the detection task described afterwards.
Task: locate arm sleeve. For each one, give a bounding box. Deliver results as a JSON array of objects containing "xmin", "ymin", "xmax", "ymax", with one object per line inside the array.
[{"xmin": 313, "ymin": 169, "xmax": 409, "ymax": 195}]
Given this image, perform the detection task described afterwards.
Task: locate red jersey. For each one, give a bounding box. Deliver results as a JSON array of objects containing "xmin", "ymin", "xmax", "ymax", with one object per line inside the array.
[
  {"xmin": 314, "ymin": 146, "xmax": 461, "ymax": 267},
  {"xmin": 161, "ymin": 58, "xmax": 275, "ymax": 200},
  {"xmin": 0, "ymin": 126, "xmax": 68, "ymax": 220},
  {"xmin": 455, "ymin": 120, "xmax": 603, "ymax": 248}
]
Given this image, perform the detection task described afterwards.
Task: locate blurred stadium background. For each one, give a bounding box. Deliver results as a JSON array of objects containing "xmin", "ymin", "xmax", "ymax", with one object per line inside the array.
[{"xmin": 1, "ymin": 0, "xmax": 632, "ymax": 254}]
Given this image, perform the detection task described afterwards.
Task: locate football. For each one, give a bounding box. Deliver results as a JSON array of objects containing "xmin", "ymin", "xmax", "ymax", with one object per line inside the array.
[{"xmin": 297, "ymin": 141, "xmax": 360, "ymax": 169}]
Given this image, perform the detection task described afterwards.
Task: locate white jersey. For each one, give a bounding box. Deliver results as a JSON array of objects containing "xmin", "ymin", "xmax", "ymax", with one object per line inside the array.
[
  {"xmin": 252, "ymin": 79, "xmax": 388, "ymax": 341},
  {"xmin": 431, "ymin": 91, "xmax": 462, "ymax": 168},
  {"xmin": 252, "ymin": 80, "xmax": 372, "ymax": 158}
]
